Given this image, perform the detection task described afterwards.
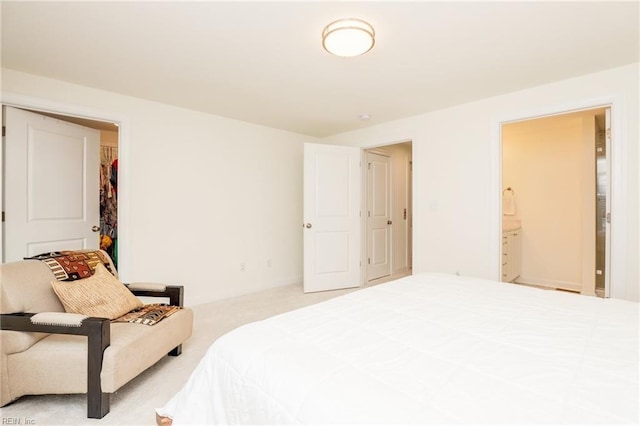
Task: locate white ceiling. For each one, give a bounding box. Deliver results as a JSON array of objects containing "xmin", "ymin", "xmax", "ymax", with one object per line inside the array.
[{"xmin": 1, "ymin": 1, "xmax": 638, "ymax": 138}]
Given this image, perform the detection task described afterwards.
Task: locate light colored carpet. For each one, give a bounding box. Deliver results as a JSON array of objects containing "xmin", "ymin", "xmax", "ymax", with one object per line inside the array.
[{"xmin": 0, "ymin": 283, "xmax": 366, "ymax": 425}]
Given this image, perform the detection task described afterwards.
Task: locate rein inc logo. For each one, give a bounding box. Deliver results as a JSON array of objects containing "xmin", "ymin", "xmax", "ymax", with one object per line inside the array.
[{"xmin": 1, "ymin": 418, "xmax": 35, "ymax": 425}]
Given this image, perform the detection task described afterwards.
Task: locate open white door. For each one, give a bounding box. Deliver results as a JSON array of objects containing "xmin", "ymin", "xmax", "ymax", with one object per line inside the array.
[
  {"xmin": 303, "ymin": 143, "xmax": 360, "ymax": 293},
  {"xmin": 366, "ymin": 151, "xmax": 392, "ymax": 281},
  {"xmin": 3, "ymin": 106, "xmax": 100, "ymax": 262}
]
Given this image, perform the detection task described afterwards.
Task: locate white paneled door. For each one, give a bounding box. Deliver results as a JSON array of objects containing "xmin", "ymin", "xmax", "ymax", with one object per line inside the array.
[
  {"xmin": 366, "ymin": 151, "xmax": 392, "ymax": 281},
  {"xmin": 303, "ymin": 143, "xmax": 360, "ymax": 293},
  {"xmin": 3, "ymin": 106, "xmax": 100, "ymax": 262}
]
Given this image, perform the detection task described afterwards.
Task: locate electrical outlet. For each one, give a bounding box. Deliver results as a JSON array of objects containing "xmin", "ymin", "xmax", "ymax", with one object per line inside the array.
[{"xmin": 240, "ymin": 262, "xmax": 246, "ymax": 272}]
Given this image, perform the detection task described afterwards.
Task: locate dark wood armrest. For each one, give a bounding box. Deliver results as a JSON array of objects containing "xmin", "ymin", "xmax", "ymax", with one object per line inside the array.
[
  {"xmin": 0, "ymin": 312, "xmax": 110, "ymax": 418},
  {"xmin": 127, "ymin": 285, "xmax": 184, "ymax": 307}
]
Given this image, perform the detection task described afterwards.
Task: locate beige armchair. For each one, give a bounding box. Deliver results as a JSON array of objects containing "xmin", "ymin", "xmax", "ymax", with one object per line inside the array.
[{"xmin": 0, "ymin": 250, "xmax": 193, "ymax": 418}]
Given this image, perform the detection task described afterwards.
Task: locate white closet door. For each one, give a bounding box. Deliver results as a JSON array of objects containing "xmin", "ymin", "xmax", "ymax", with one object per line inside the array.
[{"xmin": 4, "ymin": 106, "xmax": 100, "ymax": 261}]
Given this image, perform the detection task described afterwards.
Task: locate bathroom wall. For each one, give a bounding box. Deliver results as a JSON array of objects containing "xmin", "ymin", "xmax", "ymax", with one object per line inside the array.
[{"xmin": 502, "ymin": 110, "xmax": 598, "ymax": 292}]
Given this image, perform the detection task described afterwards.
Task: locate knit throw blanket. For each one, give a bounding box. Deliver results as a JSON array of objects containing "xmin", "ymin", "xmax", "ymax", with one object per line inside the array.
[
  {"xmin": 114, "ymin": 304, "xmax": 182, "ymax": 326},
  {"xmin": 26, "ymin": 250, "xmax": 114, "ymax": 281}
]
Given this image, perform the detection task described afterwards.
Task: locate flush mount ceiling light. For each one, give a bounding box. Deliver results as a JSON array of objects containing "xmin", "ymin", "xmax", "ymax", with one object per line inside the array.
[{"xmin": 322, "ymin": 18, "xmax": 375, "ymax": 57}]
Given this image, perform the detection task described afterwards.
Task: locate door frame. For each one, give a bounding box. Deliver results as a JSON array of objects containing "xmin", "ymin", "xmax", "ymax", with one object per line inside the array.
[
  {"xmin": 0, "ymin": 91, "xmax": 131, "ymax": 278},
  {"xmin": 361, "ymin": 141, "xmax": 413, "ymax": 285},
  {"xmin": 499, "ymin": 107, "xmax": 606, "ymax": 294},
  {"xmin": 491, "ymin": 95, "xmax": 628, "ymax": 299}
]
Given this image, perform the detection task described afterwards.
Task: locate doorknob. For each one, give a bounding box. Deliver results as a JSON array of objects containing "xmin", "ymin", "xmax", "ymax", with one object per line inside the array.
[
  {"xmin": 387, "ymin": 220, "xmax": 393, "ymax": 225},
  {"xmin": 305, "ymin": 223, "xmax": 312, "ymax": 229},
  {"xmin": 92, "ymin": 226, "xmax": 100, "ymax": 232}
]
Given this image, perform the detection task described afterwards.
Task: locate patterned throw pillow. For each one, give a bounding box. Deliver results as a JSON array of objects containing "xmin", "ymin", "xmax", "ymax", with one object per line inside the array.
[{"xmin": 52, "ymin": 263, "xmax": 142, "ymax": 320}]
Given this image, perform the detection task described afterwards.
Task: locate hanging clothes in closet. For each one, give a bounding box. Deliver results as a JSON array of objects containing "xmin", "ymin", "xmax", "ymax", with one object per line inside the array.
[{"xmin": 100, "ymin": 145, "xmax": 118, "ymax": 266}]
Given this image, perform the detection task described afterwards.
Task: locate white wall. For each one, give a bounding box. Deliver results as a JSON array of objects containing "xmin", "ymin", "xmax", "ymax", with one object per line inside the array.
[
  {"xmin": 2, "ymin": 63, "xmax": 638, "ymax": 304},
  {"xmin": 324, "ymin": 63, "xmax": 639, "ymax": 302},
  {"xmin": 1, "ymin": 68, "xmax": 319, "ymax": 306}
]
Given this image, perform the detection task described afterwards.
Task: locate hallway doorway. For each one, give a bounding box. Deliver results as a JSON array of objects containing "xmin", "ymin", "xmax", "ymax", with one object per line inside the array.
[{"xmin": 364, "ymin": 141, "xmax": 412, "ymax": 284}]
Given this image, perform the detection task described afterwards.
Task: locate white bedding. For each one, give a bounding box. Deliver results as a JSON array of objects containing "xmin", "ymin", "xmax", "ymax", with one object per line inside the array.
[{"xmin": 158, "ymin": 273, "xmax": 639, "ymax": 424}]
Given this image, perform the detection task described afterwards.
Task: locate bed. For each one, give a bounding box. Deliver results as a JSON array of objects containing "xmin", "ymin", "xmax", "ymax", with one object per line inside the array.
[{"xmin": 157, "ymin": 273, "xmax": 639, "ymax": 424}]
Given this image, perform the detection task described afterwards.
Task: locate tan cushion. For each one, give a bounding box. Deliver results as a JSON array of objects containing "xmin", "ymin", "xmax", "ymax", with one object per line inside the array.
[
  {"xmin": 1, "ymin": 331, "xmax": 49, "ymax": 356},
  {"xmin": 0, "ymin": 249, "xmax": 118, "ymax": 315},
  {"xmin": 51, "ymin": 263, "xmax": 143, "ymax": 320},
  {"xmin": 7, "ymin": 308, "xmax": 194, "ymax": 396},
  {"xmin": 0, "ymin": 260, "xmax": 65, "ymax": 314}
]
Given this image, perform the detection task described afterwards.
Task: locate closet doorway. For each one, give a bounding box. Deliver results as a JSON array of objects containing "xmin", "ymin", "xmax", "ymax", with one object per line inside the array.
[
  {"xmin": 99, "ymin": 125, "xmax": 119, "ymax": 267},
  {"xmin": 1, "ymin": 106, "xmax": 119, "ymax": 264},
  {"xmin": 364, "ymin": 141, "xmax": 413, "ymax": 284},
  {"xmin": 500, "ymin": 107, "xmax": 609, "ymax": 297}
]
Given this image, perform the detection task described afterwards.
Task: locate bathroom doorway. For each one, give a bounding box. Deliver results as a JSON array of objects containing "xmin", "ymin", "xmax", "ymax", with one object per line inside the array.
[{"xmin": 500, "ymin": 107, "xmax": 609, "ymax": 297}]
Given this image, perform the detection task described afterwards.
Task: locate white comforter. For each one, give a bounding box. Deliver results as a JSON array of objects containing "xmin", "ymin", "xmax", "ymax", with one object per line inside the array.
[{"xmin": 158, "ymin": 273, "xmax": 639, "ymax": 424}]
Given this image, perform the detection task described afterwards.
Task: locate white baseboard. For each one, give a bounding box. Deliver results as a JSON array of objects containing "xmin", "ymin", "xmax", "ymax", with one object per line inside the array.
[
  {"xmin": 393, "ymin": 266, "xmax": 411, "ymax": 276},
  {"xmin": 516, "ymin": 276, "xmax": 582, "ymax": 292}
]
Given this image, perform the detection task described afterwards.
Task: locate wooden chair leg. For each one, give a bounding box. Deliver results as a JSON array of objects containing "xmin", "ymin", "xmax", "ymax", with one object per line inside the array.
[
  {"xmin": 88, "ymin": 390, "xmax": 110, "ymax": 419},
  {"xmin": 169, "ymin": 344, "xmax": 182, "ymax": 357},
  {"xmin": 86, "ymin": 318, "xmax": 111, "ymax": 418}
]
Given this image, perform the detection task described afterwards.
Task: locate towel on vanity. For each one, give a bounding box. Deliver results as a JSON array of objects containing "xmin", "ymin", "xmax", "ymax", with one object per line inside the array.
[{"xmin": 503, "ymin": 190, "xmax": 516, "ymax": 215}]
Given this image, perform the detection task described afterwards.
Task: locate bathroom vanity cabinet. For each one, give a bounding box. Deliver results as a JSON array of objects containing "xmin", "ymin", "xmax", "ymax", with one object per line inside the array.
[{"xmin": 502, "ymin": 228, "xmax": 521, "ymax": 282}]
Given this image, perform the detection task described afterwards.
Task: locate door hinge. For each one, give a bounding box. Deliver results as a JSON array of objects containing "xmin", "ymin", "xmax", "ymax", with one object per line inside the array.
[
  {"xmin": 606, "ymin": 128, "xmax": 611, "ymax": 138},
  {"xmin": 606, "ymin": 212, "xmax": 611, "ymax": 223},
  {"xmin": 368, "ymin": 258, "xmax": 371, "ymax": 265},
  {"xmin": 2, "ymin": 126, "xmax": 5, "ymax": 137},
  {"xmin": 368, "ymin": 162, "xmax": 371, "ymax": 170},
  {"xmin": 1, "ymin": 211, "xmax": 4, "ymax": 222}
]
